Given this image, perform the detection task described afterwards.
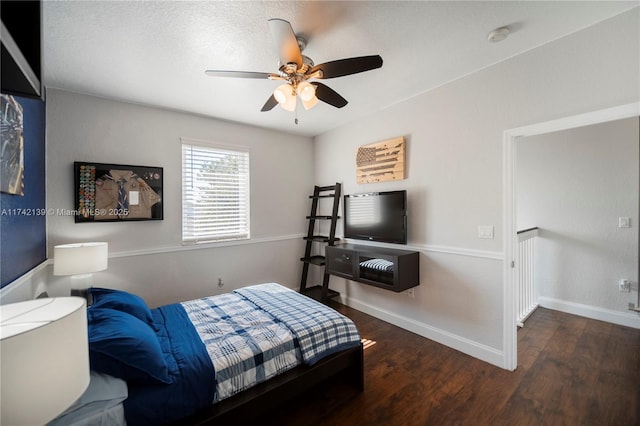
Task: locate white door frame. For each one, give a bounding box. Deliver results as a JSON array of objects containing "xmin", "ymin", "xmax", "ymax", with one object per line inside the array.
[{"xmin": 502, "ymin": 102, "xmax": 640, "ymax": 370}]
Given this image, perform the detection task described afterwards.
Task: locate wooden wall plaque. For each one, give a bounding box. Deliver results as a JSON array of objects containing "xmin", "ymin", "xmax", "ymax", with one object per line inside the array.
[{"xmin": 356, "ymin": 137, "xmax": 405, "ymax": 183}]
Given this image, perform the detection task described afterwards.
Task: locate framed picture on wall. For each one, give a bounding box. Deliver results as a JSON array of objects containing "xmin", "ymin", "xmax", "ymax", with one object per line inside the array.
[
  {"xmin": 74, "ymin": 162, "xmax": 163, "ymax": 223},
  {"xmin": 1, "ymin": 94, "xmax": 25, "ymax": 196}
]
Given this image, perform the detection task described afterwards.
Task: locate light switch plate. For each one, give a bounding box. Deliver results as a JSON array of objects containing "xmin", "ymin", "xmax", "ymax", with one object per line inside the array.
[
  {"xmin": 619, "ymin": 217, "xmax": 631, "ymax": 228},
  {"xmin": 478, "ymin": 225, "xmax": 494, "ymax": 239}
]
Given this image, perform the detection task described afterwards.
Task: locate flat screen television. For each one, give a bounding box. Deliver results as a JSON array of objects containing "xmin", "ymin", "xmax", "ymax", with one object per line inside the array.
[{"xmin": 343, "ymin": 190, "xmax": 407, "ymax": 244}]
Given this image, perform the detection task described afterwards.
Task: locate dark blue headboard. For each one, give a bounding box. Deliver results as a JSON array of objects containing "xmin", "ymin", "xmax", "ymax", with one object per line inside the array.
[{"xmin": 0, "ymin": 93, "xmax": 46, "ymax": 288}]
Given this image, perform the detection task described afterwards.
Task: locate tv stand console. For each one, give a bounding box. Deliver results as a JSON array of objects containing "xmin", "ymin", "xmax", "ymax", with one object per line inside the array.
[{"xmin": 325, "ymin": 244, "xmax": 419, "ymax": 292}]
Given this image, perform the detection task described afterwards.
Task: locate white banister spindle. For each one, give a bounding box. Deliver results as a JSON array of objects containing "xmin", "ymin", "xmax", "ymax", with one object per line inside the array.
[{"xmin": 517, "ymin": 228, "xmax": 539, "ymax": 326}]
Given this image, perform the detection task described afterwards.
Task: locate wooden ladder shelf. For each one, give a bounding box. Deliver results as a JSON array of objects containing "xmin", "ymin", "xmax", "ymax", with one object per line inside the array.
[{"xmin": 299, "ymin": 183, "xmax": 341, "ymax": 302}]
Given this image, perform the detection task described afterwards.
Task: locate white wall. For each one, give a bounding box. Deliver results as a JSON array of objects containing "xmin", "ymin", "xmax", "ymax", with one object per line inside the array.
[
  {"xmin": 517, "ymin": 117, "xmax": 639, "ymax": 314},
  {"xmin": 43, "ymin": 90, "xmax": 314, "ymax": 306},
  {"xmin": 4, "ymin": 8, "xmax": 635, "ymax": 369},
  {"xmin": 313, "ymin": 10, "xmax": 639, "ymax": 366}
]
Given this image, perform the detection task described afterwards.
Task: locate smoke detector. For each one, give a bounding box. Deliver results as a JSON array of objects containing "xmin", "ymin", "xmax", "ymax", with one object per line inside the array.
[{"xmin": 488, "ymin": 26, "xmax": 510, "ymax": 43}]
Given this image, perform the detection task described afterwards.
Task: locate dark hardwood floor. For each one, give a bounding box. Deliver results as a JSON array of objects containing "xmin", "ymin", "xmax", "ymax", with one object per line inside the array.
[{"xmin": 272, "ymin": 304, "xmax": 640, "ymax": 425}]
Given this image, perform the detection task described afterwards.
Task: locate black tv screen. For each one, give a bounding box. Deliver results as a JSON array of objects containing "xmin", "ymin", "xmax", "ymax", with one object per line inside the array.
[{"xmin": 343, "ymin": 190, "xmax": 407, "ymax": 244}]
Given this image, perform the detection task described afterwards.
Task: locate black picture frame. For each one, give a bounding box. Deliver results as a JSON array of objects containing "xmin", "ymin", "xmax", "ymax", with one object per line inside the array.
[{"xmin": 74, "ymin": 162, "xmax": 163, "ymax": 223}]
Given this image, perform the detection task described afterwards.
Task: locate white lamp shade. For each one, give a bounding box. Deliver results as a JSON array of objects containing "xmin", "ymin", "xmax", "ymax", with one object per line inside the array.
[
  {"xmin": 301, "ymin": 96, "xmax": 319, "ymax": 110},
  {"xmin": 273, "ymin": 83, "xmax": 296, "ymax": 112},
  {"xmin": 273, "ymin": 83, "xmax": 289, "ymax": 104},
  {"xmin": 0, "ymin": 297, "xmax": 90, "ymax": 425},
  {"xmin": 53, "ymin": 242, "xmax": 108, "ymax": 276},
  {"xmin": 297, "ymin": 81, "xmax": 316, "ymax": 102}
]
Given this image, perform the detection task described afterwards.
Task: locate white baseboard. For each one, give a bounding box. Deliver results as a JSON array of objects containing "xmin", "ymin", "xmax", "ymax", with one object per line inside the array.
[
  {"xmin": 343, "ymin": 295, "xmax": 506, "ymax": 369},
  {"xmin": 538, "ymin": 297, "xmax": 640, "ymax": 329}
]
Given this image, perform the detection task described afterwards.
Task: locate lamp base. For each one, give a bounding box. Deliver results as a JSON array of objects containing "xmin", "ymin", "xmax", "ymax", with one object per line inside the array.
[{"xmin": 70, "ymin": 273, "xmax": 94, "ymax": 289}]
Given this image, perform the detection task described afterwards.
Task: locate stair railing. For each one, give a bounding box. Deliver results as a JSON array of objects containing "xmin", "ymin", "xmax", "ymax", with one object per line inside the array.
[{"xmin": 517, "ymin": 227, "xmax": 539, "ymax": 326}]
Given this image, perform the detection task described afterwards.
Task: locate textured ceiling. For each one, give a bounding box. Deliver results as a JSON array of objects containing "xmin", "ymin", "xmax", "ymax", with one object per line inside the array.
[{"xmin": 42, "ymin": 1, "xmax": 638, "ymax": 137}]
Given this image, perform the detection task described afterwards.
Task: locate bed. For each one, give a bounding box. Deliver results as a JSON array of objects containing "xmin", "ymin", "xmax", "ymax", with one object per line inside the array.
[{"xmin": 49, "ymin": 283, "xmax": 363, "ymax": 426}]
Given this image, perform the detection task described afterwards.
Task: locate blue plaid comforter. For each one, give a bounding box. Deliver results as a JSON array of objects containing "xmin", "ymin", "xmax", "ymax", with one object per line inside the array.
[
  {"xmin": 235, "ymin": 283, "xmax": 361, "ymax": 365},
  {"xmin": 181, "ymin": 283, "xmax": 360, "ymax": 403}
]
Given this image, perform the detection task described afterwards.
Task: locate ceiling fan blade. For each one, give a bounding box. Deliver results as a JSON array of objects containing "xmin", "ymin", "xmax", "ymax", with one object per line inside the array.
[
  {"xmin": 261, "ymin": 94, "xmax": 278, "ymax": 112},
  {"xmin": 312, "ymin": 82, "xmax": 348, "ymax": 108},
  {"xmin": 309, "ymin": 55, "xmax": 383, "ymax": 79},
  {"xmin": 268, "ymin": 18, "xmax": 303, "ymax": 68},
  {"xmin": 205, "ymin": 70, "xmax": 275, "ymax": 79}
]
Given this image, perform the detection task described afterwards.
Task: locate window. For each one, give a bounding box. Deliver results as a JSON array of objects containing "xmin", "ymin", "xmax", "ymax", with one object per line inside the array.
[{"xmin": 181, "ymin": 139, "xmax": 250, "ymax": 243}]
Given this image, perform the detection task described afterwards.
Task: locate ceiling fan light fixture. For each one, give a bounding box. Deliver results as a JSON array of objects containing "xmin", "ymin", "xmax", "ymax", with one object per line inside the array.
[
  {"xmin": 297, "ymin": 81, "xmax": 316, "ymax": 102},
  {"xmin": 205, "ymin": 19, "xmax": 383, "ymax": 115},
  {"xmin": 301, "ymin": 96, "xmax": 318, "ymax": 110},
  {"xmin": 274, "ymin": 83, "xmax": 296, "ymax": 111},
  {"xmin": 273, "ymin": 83, "xmax": 289, "ymax": 104}
]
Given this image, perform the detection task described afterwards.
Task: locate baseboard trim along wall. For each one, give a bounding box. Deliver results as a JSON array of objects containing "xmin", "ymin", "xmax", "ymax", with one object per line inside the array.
[
  {"xmin": 344, "ymin": 295, "xmax": 506, "ymax": 369},
  {"xmin": 539, "ymin": 296, "xmax": 640, "ymax": 329}
]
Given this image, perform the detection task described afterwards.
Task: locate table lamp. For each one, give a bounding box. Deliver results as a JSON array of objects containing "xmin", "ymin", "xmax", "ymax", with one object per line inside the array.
[
  {"xmin": 53, "ymin": 242, "xmax": 108, "ymax": 287},
  {"xmin": 0, "ymin": 297, "xmax": 90, "ymax": 425}
]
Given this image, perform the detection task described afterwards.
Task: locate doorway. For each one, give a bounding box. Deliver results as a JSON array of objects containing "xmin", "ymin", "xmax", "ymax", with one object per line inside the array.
[{"xmin": 502, "ymin": 102, "xmax": 640, "ymax": 370}]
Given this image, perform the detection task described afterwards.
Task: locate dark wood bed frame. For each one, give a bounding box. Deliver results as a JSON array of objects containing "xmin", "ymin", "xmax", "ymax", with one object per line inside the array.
[{"xmin": 177, "ymin": 343, "xmax": 364, "ymax": 424}]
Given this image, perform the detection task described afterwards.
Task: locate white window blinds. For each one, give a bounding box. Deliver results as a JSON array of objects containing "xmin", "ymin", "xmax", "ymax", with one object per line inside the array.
[{"xmin": 181, "ymin": 140, "xmax": 250, "ymax": 243}]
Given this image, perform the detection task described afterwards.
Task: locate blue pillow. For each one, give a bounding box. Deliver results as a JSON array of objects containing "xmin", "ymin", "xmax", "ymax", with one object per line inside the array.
[
  {"xmin": 87, "ymin": 308, "xmax": 173, "ymax": 385},
  {"xmin": 89, "ymin": 287, "xmax": 154, "ymax": 328}
]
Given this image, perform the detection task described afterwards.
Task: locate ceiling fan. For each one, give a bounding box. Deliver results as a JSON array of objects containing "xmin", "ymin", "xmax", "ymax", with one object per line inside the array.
[{"xmin": 205, "ymin": 18, "xmax": 383, "ymax": 117}]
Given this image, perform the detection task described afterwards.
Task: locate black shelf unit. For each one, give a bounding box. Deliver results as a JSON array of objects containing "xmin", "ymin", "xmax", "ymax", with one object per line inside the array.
[
  {"xmin": 299, "ymin": 183, "xmax": 341, "ymax": 302},
  {"xmin": 325, "ymin": 243, "xmax": 420, "ymax": 292}
]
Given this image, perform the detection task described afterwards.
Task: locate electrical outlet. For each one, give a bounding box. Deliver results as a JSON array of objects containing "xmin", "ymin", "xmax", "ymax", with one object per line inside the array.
[
  {"xmin": 478, "ymin": 225, "xmax": 494, "ymax": 239},
  {"xmin": 619, "ymin": 279, "xmax": 630, "ymax": 292},
  {"xmin": 618, "ymin": 217, "xmax": 631, "ymax": 228}
]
